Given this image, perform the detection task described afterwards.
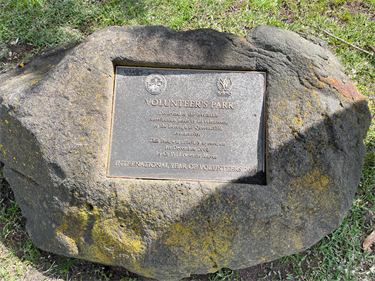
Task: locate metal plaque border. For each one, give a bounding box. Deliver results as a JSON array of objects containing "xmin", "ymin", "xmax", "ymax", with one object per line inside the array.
[{"xmin": 106, "ymin": 66, "xmax": 266, "ymax": 182}]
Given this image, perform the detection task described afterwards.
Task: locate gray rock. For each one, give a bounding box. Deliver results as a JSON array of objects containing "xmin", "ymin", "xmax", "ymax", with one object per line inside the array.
[{"xmin": 0, "ymin": 25, "xmax": 371, "ymax": 281}]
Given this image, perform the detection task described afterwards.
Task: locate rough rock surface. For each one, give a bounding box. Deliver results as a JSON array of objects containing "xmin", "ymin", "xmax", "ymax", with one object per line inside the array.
[{"xmin": 0, "ymin": 26, "xmax": 371, "ymax": 280}]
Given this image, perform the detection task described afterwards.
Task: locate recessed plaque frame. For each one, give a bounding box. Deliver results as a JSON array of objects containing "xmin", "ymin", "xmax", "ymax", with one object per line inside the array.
[{"xmin": 107, "ymin": 66, "xmax": 266, "ymax": 183}]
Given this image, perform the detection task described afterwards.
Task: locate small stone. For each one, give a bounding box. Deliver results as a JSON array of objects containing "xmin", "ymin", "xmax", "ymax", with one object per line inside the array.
[
  {"xmin": 10, "ymin": 38, "xmax": 19, "ymax": 45},
  {"xmin": 365, "ymin": 210, "xmax": 375, "ymax": 227}
]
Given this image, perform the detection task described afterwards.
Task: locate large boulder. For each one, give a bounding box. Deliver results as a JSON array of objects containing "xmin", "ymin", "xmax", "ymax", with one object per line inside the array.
[{"xmin": 0, "ymin": 25, "xmax": 371, "ymax": 280}]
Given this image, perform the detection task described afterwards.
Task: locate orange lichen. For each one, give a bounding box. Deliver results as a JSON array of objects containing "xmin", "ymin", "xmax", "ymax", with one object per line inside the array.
[
  {"xmin": 238, "ymin": 35, "xmax": 247, "ymax": 42},
  {"xmin": 327, "ymin": 77, "xmax": 365, "ymax": 101}
]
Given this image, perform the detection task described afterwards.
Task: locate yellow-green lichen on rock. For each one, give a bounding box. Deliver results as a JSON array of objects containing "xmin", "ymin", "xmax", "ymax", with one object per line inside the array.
[{"xmin": 0, "ymin": 26, "xmax": 371, "ymax": 280}]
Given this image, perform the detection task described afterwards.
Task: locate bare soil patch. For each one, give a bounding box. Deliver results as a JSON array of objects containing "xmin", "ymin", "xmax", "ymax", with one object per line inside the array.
[{"xmin": 0, "ymin": 41, "xmax": 37, "ymax": 70}]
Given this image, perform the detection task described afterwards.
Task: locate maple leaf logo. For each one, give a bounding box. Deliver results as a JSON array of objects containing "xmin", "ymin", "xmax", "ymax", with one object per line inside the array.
[
  {"xmin": 218, "ymin": 76, "xmax": 232, "ymax": 90},
  {"xmin": 217, "ymin": 76, "xmax": 232, "ymax": 97}
]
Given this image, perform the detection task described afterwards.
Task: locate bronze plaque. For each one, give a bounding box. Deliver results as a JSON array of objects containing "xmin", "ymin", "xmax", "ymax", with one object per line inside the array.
[{"xmin": 107, "ymin": 67, "xmax": 266, "ymax": 183}]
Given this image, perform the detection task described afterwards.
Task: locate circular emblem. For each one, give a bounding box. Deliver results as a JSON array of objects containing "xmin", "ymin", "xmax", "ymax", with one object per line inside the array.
[{"xmin": 145, "ymin": 74, "xmax": 166, "ymax": 95}]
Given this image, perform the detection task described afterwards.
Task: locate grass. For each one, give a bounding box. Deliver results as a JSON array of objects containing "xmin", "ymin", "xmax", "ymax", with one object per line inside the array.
[{"xmin": 0, "ymin": 0, "xmax": 375, "ymax": 280}]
